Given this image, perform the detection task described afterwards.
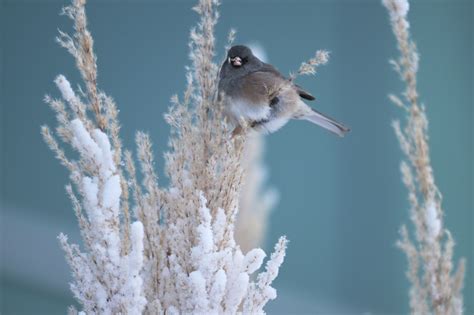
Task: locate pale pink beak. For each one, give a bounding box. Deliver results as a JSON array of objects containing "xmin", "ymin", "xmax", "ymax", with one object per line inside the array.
[{"xmin": 229, "ymin": 56, "xmax": 242, "ymax": 67}]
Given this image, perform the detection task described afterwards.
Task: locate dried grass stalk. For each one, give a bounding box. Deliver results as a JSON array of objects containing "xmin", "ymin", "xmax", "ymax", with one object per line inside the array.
[{"xmin": 382, "ymin": 1, "xmax": 465, "ymax": 314}]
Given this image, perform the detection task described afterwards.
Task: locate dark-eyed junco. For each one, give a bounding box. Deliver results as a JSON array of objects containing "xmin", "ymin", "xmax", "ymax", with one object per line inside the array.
[{"xmin": 218, "ymin": 45, "xmax": 350, "ymax": 136}]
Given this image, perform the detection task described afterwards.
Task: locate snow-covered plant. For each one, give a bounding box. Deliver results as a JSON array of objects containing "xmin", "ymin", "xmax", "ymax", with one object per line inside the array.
[
  {"xmin": 42, "ymin": 0, "xmax": 288, "ymax": 313},
  {"xmin": 382, "ymin": 0, "xmax": 465, "ymax": 314}
]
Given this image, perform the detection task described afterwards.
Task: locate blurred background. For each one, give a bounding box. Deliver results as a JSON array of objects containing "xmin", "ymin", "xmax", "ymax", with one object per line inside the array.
[{"xmin": 1, "ymin": 0, "xmax": 472, "ymax": 314}]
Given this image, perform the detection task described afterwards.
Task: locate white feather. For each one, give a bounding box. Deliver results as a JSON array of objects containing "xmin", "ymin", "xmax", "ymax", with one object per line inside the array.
[
  {"xmin": 228, "ymin": 98, "xmax": 270, "ymax": 122},
  {"xmin": 260, "ymin": 117, "xmax": 290, "ymax": 133}
]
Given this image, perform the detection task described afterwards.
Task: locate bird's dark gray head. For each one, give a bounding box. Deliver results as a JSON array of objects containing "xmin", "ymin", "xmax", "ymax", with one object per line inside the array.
[
  {"xmin": 220, "ymin": 45, "xmax": 263, "ymax": 80},
  {"xmin": 227, "ymin": 45, "xmax": 254, "ymax": 66}
]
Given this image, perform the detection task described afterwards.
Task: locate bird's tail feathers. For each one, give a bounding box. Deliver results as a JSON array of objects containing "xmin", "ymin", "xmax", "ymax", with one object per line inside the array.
[{"xmin": 300, "ymin": 107, "xmax": 350, "ymax": 137}]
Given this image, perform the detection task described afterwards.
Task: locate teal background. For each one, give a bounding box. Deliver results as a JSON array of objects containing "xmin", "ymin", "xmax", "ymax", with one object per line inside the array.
[{"xmin": 1, "ymin": 0, "xmax": 472, "ymax": 314}]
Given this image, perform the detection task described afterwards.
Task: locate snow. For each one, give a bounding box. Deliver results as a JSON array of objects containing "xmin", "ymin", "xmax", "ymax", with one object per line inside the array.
[
  {"xmin": 82, "ymin": 176, "xmax": 99, "ymax": 210},
  {"xmin": 70, "ymin": 119, "xmax": 103, "ymax": 166},
  {"xmin": 209, "ymin": 269, "xmax": 227, "ymax": 310},
  {"xmin": 92, "ymin": 128, "xmax": 116, "ymax": 175},
  {"xmin": 243, "ymin": 248, "xmax": 266, "ymax": 274},
  {"xmin": 55, "ymin": 75, "xmax": 76, "ymax": 102},
  {"xmin": 102, "ymin": 174, "xmax": 121, "ymax": 211},
  {"xmin": 425, "ymin": 200, "xmax": 441, "ymax": 240}
]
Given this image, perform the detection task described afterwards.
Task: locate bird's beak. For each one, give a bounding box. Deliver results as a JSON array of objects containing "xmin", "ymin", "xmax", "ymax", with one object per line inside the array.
[{"xmin": 229, "ymin": 56, "xmax": 242, "ymax": 67}]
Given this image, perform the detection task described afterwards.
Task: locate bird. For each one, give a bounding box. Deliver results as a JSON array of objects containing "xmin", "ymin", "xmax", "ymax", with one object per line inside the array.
[{"xmin": 218, "ymin": 45, "xmax": 350, "ymax": 137}]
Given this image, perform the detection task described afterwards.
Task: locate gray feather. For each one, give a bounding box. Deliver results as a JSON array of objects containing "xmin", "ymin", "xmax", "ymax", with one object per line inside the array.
[{"xmin": 303, "ymin": 108, "xmax": 350, "ymax": 137}]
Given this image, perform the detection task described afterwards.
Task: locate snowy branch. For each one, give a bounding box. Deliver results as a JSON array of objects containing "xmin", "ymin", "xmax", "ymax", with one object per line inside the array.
[{"xmin": 43, "ymin": 0, "xmax": 287, "ymax": 313}]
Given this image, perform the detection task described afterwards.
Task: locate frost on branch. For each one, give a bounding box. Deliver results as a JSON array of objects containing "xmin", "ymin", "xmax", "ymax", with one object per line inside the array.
[
  {"xmin": 43, "ymin": 0, "xmax": 288, "ymax": 313},
  {"xmin": 50, "ymin": 117, "xmax": 146, "ymax": 314}
]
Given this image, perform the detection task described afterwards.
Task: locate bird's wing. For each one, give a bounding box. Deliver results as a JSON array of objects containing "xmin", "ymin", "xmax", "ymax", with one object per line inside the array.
[
  {"xmin": 225, "ymin": 71, "xmax": 285, "ymax": 123},
  {"xmin": 294, "ymin": 84, "xmax": 315, "ymax": 101},
  {"xmin": 238, "ymin": 70, "xmax": 287, "ymax": 106},
  {"xmin": 258, "ymin": 63, "xmax": 315, "ymax": 101}
]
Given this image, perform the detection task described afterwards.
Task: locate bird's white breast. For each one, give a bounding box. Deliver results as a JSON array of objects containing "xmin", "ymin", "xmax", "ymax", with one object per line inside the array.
[
  {"xmin": 259, "ymin": 117, "xmax": 290, "ymax": 133},
  {"xmin": 227, "ymin": 98, "xmax": 270, "ymax": 122}
]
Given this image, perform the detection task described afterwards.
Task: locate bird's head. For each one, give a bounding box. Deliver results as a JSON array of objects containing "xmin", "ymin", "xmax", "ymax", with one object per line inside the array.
[
  {"xmin": 224, "ymin": 45, "xmax": 263, "ymax": 71},
  {"xmin": 219, "ymin": 45, "xmax": 262, "ymax": 82},
  {"xmin": 227, "ymin": 45, "xmax": 254, "ymax": 68}
]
